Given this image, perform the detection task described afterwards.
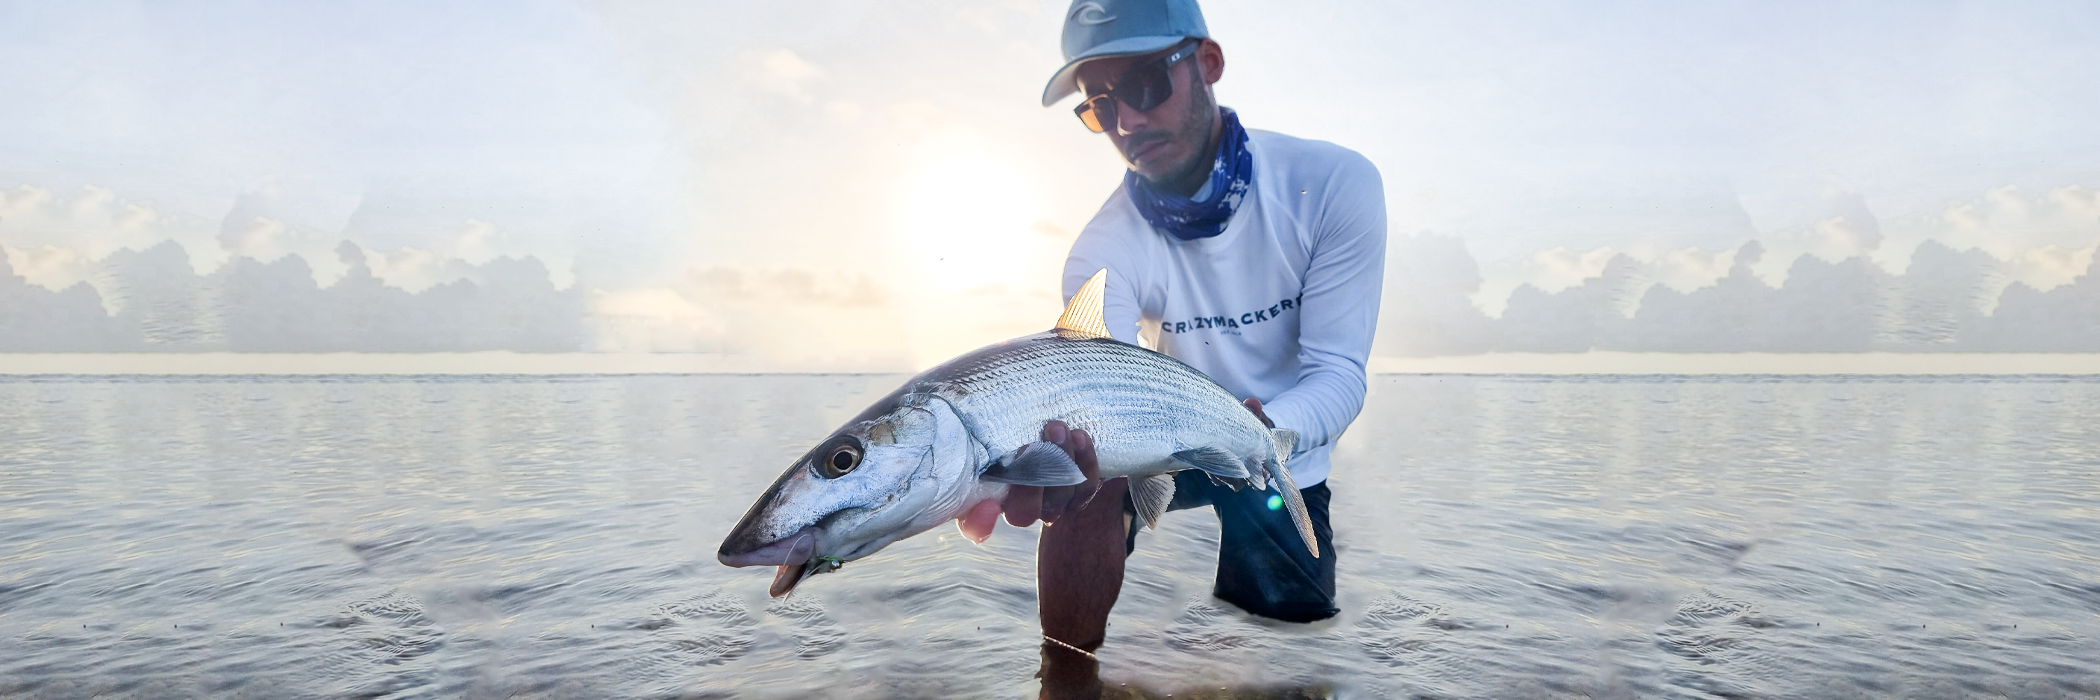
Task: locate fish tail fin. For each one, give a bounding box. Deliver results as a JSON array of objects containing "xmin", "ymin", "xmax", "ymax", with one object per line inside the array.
[
  {"xmin": 1259, "ymin": 431, "xmax": 1318, "ymax": 559},
  {"xmin": 1268, "ymin": 457, "xmax": 1319, "ymax": 558}
]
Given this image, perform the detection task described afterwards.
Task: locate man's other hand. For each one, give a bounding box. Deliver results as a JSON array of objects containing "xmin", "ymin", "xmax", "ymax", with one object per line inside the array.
[{"xmin": 1243, "ymin": 397, "xmax": 1275, "ymax": 428}]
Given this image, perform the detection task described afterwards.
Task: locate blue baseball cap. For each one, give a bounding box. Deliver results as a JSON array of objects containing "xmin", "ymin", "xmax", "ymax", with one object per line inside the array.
[{"xmin": 1041, "ymin": 0, "xmax": 1210, "ymax": 107}]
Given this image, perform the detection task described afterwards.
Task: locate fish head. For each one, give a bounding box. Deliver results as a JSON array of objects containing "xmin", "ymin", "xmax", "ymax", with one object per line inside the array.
[{"xmin": 717, "ymin": 394, "xmax": 984, "ymax": 596}]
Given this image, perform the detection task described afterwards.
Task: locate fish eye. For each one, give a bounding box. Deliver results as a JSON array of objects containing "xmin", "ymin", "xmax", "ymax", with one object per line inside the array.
[{"xmin": 818, "ymin": 443, "xmax": 862, "ymax": 479}]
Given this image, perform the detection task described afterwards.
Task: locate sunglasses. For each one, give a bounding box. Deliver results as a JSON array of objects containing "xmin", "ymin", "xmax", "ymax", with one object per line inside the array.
[{"xmin": 1073, "ymin": 40, "xmax": 1201, "ymax": 133}]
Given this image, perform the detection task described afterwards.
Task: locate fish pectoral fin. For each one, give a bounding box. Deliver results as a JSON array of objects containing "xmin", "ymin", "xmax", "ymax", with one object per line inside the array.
[
  {"xmin": 1208, "ymin": 473, "xmax": 1246, "ymax": 491},
  {"xmin": 980, "ymin": 441, "xmax": 1088, "ymax": 487},
  {"xmin": 1170, "ymin": 446, "xmax": 1250, "ymax": 479},
  {"xmin": 1130, "ymin": 474, "xmax": 1176, "ymax": 530}
]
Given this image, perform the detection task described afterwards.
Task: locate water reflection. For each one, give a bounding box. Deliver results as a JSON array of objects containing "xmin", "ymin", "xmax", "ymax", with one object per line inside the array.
[
  {"xmin": 2, "ymin": 375, "xmax": 2096, "ymax": 696},
  {"xmin": 1038, "ymin": 643, "xmax": 1332, "ymax": 700}
]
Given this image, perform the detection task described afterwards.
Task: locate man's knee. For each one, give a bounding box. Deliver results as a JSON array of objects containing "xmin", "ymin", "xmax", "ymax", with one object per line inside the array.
[{"xmin": 1210, "ymin": 481, "xmax": 1337, "ymax": 623}]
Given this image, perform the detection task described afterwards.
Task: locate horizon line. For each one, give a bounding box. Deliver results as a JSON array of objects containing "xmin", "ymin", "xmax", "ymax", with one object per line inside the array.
[{"xmin": 3, "ymin": 351, "xmax": 2099, "ymax": 376}]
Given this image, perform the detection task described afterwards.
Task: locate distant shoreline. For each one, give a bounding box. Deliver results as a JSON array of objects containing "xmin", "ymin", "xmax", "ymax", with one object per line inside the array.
[{"xmin": 3, "ymin": 352, "xmax": 2099, "ymax": 376}]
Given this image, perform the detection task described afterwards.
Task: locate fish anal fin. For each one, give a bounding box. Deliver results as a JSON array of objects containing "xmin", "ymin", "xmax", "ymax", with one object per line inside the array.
[
  {"xmin": 1240, "ymin": 456, "xmax": 1271, "ymax": 491},
  {"xmin": 1170, "ymin": 446, "xmax": 1250, "ymax": 479},
  {"xmin": 981, "ymin": 441, "xmax": 1088, "ymax": 487},
  {"xmin": 1130, "ymin": 474, "xmax": 1176, "ymax": 529},
  {"xmin": 1054, "ymin": 268, "xmax": 1112, "ymax": 340}
]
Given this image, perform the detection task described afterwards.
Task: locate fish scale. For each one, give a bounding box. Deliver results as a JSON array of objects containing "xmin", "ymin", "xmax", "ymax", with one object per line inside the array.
[{"xmin": 931, "ymin": 334, "xmax": 1268, "ymax": 477}]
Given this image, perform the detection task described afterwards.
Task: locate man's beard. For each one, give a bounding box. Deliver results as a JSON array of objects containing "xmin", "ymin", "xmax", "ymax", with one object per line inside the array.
[{"xmin": 1136, "ymin": 88, "xmax": 1217, "ymax": 194}]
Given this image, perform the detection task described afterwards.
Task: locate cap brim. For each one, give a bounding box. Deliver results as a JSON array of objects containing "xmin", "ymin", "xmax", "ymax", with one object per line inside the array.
[{"xmin": 1040, "ymin": 35, "xmax": 1188, "ymax": 107}]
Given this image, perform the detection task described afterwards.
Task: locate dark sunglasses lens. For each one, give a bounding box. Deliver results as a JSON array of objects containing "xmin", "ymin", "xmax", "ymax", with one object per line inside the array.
[
  {"xmin": 1075, "ymin": 96, "xmax": 1114, "ymax": 132},
  {"xmin": 1125, "ymin": 60, "xmax": 1174, "ymax": 112},
  {"xmin": 1076, "ymin": 47, "xmax": 1183, "ymax": 132}
]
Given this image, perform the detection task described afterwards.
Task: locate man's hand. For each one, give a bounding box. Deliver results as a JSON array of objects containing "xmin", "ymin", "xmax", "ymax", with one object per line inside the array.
[
  {"xmin": 1001, "ymin": 421, "xmax": 1104, "ymax": 528},
  {"xmin": 954, "ymin": 421, "xmax": 1104, "ymax": 543},
  {"xmin": 958, "ymin": 398, "xmax": 1275, "ymax": 542}
]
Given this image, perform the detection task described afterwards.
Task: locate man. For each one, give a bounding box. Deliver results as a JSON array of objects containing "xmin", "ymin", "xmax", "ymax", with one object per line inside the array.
[{"xmin": 978, "ymin": 0, "xmax": 1386, "ymax": 667}]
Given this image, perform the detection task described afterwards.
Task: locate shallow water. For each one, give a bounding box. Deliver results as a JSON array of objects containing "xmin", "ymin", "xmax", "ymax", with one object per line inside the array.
[{"xmin": 1, "ymin": 374, "xmax": 2097, "ymax": 699}]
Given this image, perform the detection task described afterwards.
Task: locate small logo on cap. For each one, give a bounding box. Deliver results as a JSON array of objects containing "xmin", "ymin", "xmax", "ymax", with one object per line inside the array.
[{"xmin": 1070, "ymin": 2, "xmax": 1116, "ymax": 25}]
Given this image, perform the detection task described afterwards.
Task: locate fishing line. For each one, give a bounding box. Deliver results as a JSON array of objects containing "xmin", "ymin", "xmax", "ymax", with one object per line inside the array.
[
  {"xmin": 781, "ymin": 532, "xmax": 813, "ymax": 568},
  {"xmin": 1042, "ymin": 632, "xmax": 1098, "ymax": 660},
  {"xmin": 776, "ymin": 531, "xmax": 817, "ymax": 600}
]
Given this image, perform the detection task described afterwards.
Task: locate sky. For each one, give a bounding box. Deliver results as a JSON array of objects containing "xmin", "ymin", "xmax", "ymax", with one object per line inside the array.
[{"xmin": 2, "ymin": 0, "xmax": 2098, "ymax": 367}]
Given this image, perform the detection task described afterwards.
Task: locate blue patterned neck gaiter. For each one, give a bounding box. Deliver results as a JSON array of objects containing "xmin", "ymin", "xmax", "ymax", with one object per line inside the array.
[{"xmin": 1125, "ymin": 107, "xmax": 1252, "ymax": 241}]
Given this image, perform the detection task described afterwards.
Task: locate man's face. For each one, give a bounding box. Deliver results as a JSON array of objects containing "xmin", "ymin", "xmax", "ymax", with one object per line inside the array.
[{"xmin": 1075, "ymin": 41, "xmax": 1224, "ymax": 189}]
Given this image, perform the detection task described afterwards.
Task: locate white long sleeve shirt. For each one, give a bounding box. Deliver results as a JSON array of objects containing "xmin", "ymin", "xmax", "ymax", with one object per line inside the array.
[{"xmin": 1061, "ymin": 128, "xmax": 1387, "ymax": 487}]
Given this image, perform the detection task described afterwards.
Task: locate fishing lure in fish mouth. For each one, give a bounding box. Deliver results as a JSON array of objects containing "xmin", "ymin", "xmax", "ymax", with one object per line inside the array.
[{"xmin": 717, "ymin": 269, "xmax": 1316, "ymax": 598}]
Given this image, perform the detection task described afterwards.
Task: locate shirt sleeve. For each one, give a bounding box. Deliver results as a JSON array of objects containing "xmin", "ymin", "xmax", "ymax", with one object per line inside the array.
[
  {"xmin": 1258, "ymin": 153, "xmax": 1387, "ymax": 456},
  {"xmin": 1062, "ymin": 222, "xmax": 1147, "ymax": 346}
]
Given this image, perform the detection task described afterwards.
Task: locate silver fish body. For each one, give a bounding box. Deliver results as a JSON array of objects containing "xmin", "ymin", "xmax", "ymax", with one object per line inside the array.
[{"xmin": 717, "ymin": 327, "xmax": 1316, "ymax": 597}]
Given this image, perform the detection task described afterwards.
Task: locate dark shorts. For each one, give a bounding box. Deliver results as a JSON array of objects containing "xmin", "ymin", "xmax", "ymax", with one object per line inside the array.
[{"xmin": 1124, "ymin": 470, "xmax": 1337, "ymax": 623}]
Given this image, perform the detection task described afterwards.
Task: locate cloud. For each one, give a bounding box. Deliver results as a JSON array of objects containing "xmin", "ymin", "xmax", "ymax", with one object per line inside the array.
[
  {"xmin": 332, "ymin": 220, "xmax": 518, "ymax": 292},
  {"xmin": 217, "ymin": 216, "xmax": 289, "ymax": 259},
  {"xmin": 1480, "ymin": 245, "xmax": 1729, "ymax": 319},
  {"xmin": 1918, "ymin": 185, "xmax": 2100, "ymax": 262},
  {"xmin": 583, "ymin": 264, "xmax": 912, "ymax": 368},
  {"xmin": 1648, "ymin": 246, "xmax": 1738, "ymax": 293},
  {"xmin": 1497, "ymin": 254, "xmax": 1644, "ymax": 351},
  {"xmin": 0, "ymin": 186, "xmax": 54, "ymax": 220},
  {"xmin": 217, "ymin": 245, "xmax": 586, "ymax": 352},
  {"xmin": 1401, "ymin": 204, "xmax": 2099, "ymax": 353},
  {"xmin": 2051, "ymin": 185, "xmax": 2100, "ymax": 220},
  {"xmin": 0, "ymin": 238, "xmax": 589, "ymax": 352},
  {"xmin": 0, "ymin": 251, "xmax": 126, "ymax": 351},
  {"xmin": 1984, "ymin": 185, "xmax": 2033, "ymax": 221},
  {"xmin": 1812, "ymin": 215, "xmax": 1881, "ymax": 259},
  {"xmin": 1619, "ymin": 242, "xmax": 1775, "ymax": 351},
  {"xmin": 68, "ymin": 186, "xmax": 116, "ymax": 221},
  {"xmin": 1788, "ymin": 259, "xmax": 1889, "ymax": 352},
  {"xmin": 687, "ymin": 266, "xmax": 888, "ymax": 307},
  {"xmin": 1531, "ymin": 247, "xmax": 1620, "ymax": 293},
  {"xmin": 1, "ymin": 244, "xmax": 100, "ymax": 296},
  {"xmin": 8, "ymin": 173, "xmax": 2099, "ymax": 359},
  {"xmin": 360, "ymin": 246, "xmax": 460, "ymax": 293},
  {"xmin": 455, "ymin": 218, "xmax": 498, "ymax": 263},
  {"xmin": 824, "ymin": 100, "xmax": 863, "ymax": 124},
  {"xmin": 737, "ymin": 48, "xmax": 825, "ymax": 102},
  {"xmin": 2003, "ymin": 243, "xmax": 2098, "ymax": 294},
  {"xmin": 588, "ymin": 287, "xmax": 726, "ymax": 353},
  {"xmin": 0, "ymin": 185, "xmax": 211, "ymax": 264},
  {"xmin": 1374, "ymin": 232, "xmax": 1497, "ymax": 356},
  {"xmin": 115, "ymin": 203, "xmax": 161, "ymax": 232}
]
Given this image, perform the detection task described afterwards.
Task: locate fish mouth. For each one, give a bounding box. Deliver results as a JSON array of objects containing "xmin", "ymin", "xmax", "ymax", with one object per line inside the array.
[
  {"xmin": 719, "ymin": 526, "xmax": 821, "ymax": 597},
  {"xmin": 770, "ymin": 559, "xmax": 812, "ymax": 598},
  {"xmin": 717, "ymin": 525, "xmax": 817, "ymax": 568}
]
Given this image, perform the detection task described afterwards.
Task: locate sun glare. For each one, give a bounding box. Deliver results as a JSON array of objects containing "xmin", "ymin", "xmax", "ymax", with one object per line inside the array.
[{"xmin": 900, "ymin": 151, "xmax": 1045, "ymax": 291}]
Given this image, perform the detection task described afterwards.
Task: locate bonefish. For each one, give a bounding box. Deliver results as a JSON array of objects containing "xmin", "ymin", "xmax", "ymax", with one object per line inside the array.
[{"xmin": 717, "ymin": 269, "xmax": 1317, "ymax": 597}]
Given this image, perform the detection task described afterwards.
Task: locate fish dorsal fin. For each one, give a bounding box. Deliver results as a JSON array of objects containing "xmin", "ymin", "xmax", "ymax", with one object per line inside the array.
[{"xmin": 1055, "ymin": 268, "xmax": 1112, "ymax": 339}]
